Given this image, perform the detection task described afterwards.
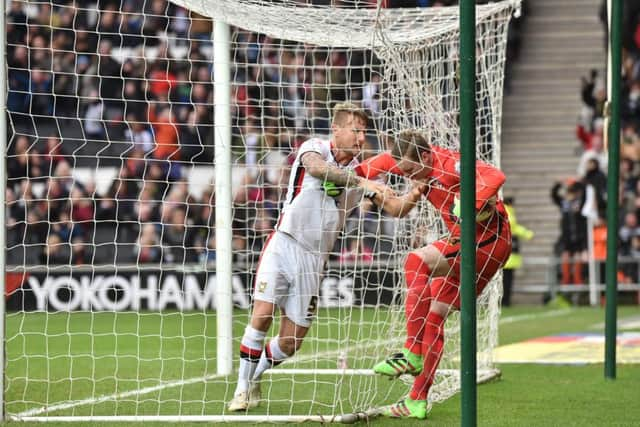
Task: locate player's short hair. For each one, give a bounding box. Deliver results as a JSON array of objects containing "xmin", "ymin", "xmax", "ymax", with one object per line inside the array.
[
  {"xmin": 391, "ymin": 130, "xmax": 431, "ymax": 161},
  {"xmin": 332, "ymin": 102, "xmax": 368, "ymax": 127}
]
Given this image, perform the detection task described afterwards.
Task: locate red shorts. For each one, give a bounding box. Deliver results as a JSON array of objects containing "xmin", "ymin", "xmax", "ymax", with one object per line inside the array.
[{"xmin": 430, "ymin": 212, "xmax": 512, "ymax": 309}]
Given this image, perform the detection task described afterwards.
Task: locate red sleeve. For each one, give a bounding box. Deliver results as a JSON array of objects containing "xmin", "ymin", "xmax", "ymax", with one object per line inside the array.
[
  {"xmin": 354, "ymin": 151, "xmax": 403, "ymax": 178},
  {"xmin": 475, "ymin": 160, "xmax": 505, "ymax": 209}
]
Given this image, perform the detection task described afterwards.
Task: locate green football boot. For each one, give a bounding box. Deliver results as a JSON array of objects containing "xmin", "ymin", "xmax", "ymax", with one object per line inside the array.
[
  {"xmin": 381, "ymin": 397, "xmax": 427, "ymax": 419},
  {"xmin": 372, "ymin": 348, "xmax": 423, "ymax": 377}
]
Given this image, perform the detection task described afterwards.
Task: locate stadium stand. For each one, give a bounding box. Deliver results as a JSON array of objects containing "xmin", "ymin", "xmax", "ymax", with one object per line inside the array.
[
  {"xmin": 500, "ymin": 0, "xmax": 606, "ymax": 300},
  {"xmin": 5, "ymin": 1, "xmax": 525, "ymax": 289}
]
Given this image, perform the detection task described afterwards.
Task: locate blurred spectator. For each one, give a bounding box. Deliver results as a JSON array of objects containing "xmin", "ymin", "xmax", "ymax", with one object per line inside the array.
[
  {"xmin": 582, "ymin": 157, "xmax": 607, "ymax": 219},
  {"xmin": 53, "ymin": 210, "xmax": 82, "ymax": 243},
  {"xmin": 71, "ymin": 237, "xmax": 93, "ymax": 265},
  {"xmin": 619, "ymin": 212, "xmax": 640, "ymax": 282},
  {"xmin": 44, "ymin": 134, "xmax": 65, "ymax": 170},
  {"xmin": 7, "ymin": 45, "xmax": 30, "ymax": 114},
  {"xmin": 42, "ymin": 234, "xmax": 71, "ymax": 265},
  {"xmin": 70, "ymin": 187, "xmax": 95, "ymax": 235},
  {"xmin": 150, "ymin": 105, "xmax": 180, "ymax": 161},
  {"xmin": 96, "ymin": 40, "xmax": 123, "ymax": 109},
  {"xmin": 125, "ymin": 115, "xmax": 154, "ymax": 154},
  {"xmin": 84, "ymin": 90, "xmax": 106, "ymax": 140},
  {"xmin": 8, "ymin": 135, "xmax": 30, "ymax": 186},
  {"xmin": 179, "ymin": 109, "xmax": 212, "ymax": 162},
  {"xmin": 137, "ymin": 223, "xmax": 162, "ymax": 264},
  {"xmin": 161, "ymin": 207, "xmax": 198, "ymax": 263},
  {"xmin": 551, "ymin": 179, "xmax": 587, "ymax": 285},
  {"xmin": 577, "ymin": 135, "xmax": 607, "ymax": 177}
]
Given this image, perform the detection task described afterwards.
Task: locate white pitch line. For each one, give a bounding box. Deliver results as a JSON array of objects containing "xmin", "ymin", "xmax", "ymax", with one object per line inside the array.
[
  {"xmin": 15, "ymin": 336, "xmax": 401, "ymax": 418},
  {"xmin": 14, "ymin": 372, "xmax": 227, "ymax": 418},
  {"xmin": 16, "ymin": 309, "xmax": 565, "ymax": 418},
  {"xmin": 499, "ymin": 308, "xmax": 573, "ymax": 324}
]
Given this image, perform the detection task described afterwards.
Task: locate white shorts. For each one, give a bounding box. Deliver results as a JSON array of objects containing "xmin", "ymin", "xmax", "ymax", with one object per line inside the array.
[{"xmin": 253, "ymin": 231, "xmax": 325, "ymax": 328}]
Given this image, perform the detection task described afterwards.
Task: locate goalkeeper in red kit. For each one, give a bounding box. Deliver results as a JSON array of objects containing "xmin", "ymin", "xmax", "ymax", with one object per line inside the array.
[{"xmin": 355, "ymin": 130, "xmax": 512, "ymax": 419}]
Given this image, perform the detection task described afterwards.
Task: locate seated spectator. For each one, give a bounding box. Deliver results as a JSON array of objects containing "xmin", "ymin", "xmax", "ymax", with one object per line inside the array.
[
  {"xmin": 71, "ymin": 237, "xmax": 92, "ymax": 265},
  {"xmin": 43, "ymin": 133, "xmax": 65, "ymax": 169},
  {"xmin": 83, "ymin": 89, "xmax": 106, "ymax": 140},
  {"xmin": 161, "ymin": 207, "xmax": 197, "ymax": 263},
  {"xmin": 136, "ymin": 223, "xmax": 162, "ymax": 264},
  {"xmin": 124, "ymin": 114, "xmax": 154, "ymax": 154},
  {"xmin": 70, "ymin": 187, "xmax": 95, "ymax": 236},
  {"xmin": 42, "ymin": 234, "xmax": 70, "ymax": 265},
  {"xmin": 179, "ymin": 109, "xmax": 209, "ymax": 162},
  {"xmin": 149, "ymin": 105, "xmax": 180, "ymax": 161},
  {"xmin": 8, "ymin": 135, "xmax": 30, "ymax": 187},
  {"xmin": 53, "ymin": 210, "xmax": 82, "ymax": 243}
]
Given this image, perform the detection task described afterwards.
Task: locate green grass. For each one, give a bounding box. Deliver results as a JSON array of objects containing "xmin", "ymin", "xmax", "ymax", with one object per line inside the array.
[{"xmin": 2, "ymin": 305, "xmax": 640, "ymax": 426}]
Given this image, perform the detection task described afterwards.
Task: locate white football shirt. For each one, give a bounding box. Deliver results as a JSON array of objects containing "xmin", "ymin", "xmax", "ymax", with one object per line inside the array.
[{"xmin": 277, "ymin": 138, "xmax": 363, "ymax": 257}]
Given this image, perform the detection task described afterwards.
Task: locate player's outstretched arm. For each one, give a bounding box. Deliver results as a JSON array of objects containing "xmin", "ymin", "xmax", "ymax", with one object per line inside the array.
[
  {"xmin": 302, "ymin": 152, "xmax": 361, "ymax": 187},
  {"xmin": 373, "ymin": 181, "xmax": 426, "ymax": 218},
  {"xmin": 301, "ymin": 152, "xmax": 388, "ymax": 197}
]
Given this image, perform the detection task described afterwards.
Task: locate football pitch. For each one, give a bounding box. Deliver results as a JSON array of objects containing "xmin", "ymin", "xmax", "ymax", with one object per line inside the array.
[{"xmin": 3, "ymin": 305, "xmax": 640, "ymax": 426}]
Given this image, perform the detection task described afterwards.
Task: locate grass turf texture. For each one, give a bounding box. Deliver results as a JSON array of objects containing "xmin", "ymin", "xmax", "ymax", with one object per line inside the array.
[{"xmin": 2, "ymin": 305, "xmax": 639, "ymax": 426}]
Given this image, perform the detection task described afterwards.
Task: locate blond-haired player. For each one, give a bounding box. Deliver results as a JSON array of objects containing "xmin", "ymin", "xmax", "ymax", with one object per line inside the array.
[{"xmin": 228, "ymin": 103, "xmax": 386, "ymax": 411}]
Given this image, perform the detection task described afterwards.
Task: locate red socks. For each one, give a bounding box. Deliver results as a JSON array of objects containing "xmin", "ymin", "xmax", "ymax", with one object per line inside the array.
[
  {"xmin": 409, "ymin": 311, "xmax": 446, "ymax": 401},
  {"xmin": 403, "ymin": 253, "xmax": 432, "ymax": 355}
]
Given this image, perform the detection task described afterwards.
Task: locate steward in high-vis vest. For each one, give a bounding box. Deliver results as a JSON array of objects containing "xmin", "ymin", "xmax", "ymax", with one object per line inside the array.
[{"xmin": 503, "ymin": 197, "xmax": 534, "ymax": 306}]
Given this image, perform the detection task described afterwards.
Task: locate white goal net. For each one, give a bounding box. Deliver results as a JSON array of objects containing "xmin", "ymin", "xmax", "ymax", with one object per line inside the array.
[{"xmin": 4, "ymin": 0, "xmax": 517, "ymax": 422}]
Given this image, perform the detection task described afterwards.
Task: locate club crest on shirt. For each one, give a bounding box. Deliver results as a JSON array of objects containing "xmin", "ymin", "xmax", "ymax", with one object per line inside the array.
[{"xmin": 257, "ymin": 281, "xmax": 268, "ymax": 293}]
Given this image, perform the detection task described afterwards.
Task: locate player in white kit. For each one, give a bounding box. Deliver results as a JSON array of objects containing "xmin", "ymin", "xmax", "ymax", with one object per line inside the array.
[{"xmin": 228, "ymin": 103, "xmax": 386, "ymax": 411}]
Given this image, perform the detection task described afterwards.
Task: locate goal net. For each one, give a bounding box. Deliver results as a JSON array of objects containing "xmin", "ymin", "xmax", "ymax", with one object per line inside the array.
[{"xmin": 5, "ymin": 0, "xmax": 517, "ymax": 422}]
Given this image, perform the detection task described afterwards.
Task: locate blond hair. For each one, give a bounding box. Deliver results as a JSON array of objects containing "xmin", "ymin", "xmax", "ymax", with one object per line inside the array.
[
  {"xmin": 391, "ymin": 130, "xmax": 431, "ymax": 161},
  {"xmin": 332, "ymin": 102, "xmax": 368, "ymax": 127}
]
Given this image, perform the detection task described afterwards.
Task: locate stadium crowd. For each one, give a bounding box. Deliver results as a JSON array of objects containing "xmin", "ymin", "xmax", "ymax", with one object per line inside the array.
[
  {"xmin": 5, "ymin": 0, "xmax": 525, "ymax": 267},
  {"xmin": 557, "ymin": 0, "xmax": 640, "ymax": 286}
]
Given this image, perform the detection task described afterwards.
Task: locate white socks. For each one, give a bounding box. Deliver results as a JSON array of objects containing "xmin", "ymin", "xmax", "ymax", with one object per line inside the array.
[
  {"xmin": 234, "ymin": 326, "xmax": 266, "ymax": 395},
  {"xmin": 253, "ymin": 336, "xmax": 290, "ymax": 381}
]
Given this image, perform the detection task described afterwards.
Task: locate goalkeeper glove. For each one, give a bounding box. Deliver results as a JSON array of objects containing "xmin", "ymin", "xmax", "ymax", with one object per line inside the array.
[
  {"xmin": 452, "ymin": 197, "xmax": 492, "ymax": 222},
  {"xmin": 322, "ymin": 181, "xmax": 343, "ymax": 197},
  {"xmin": 323, "ymin": 180, "xmax": 377, "ymax": 201}
]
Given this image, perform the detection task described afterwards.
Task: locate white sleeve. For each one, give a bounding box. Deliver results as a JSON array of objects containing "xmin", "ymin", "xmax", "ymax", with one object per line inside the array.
[{"xmin": 298, "ymin": 138, "xmax": 330, "ymax": 161}]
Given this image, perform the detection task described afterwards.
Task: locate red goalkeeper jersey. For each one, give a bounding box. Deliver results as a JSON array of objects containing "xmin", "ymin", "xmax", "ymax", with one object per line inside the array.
[{"xmin": 356, "ymin": 148, "xmax": 507, "ymax": 237}]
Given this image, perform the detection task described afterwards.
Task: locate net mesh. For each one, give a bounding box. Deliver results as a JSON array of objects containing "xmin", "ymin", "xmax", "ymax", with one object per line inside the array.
[{"xmin": 5, "ymin": 0, "xmax": 516, "ymax": 420}]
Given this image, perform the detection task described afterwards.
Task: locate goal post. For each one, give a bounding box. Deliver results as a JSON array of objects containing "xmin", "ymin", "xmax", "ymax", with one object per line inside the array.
[
  {"xmin": 213, "ymin": 18, "xmax": 233, "ymax": 377},
  {"xmin": 4, "ymin": 0, "xmax": 519, "ymax": 422}
]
